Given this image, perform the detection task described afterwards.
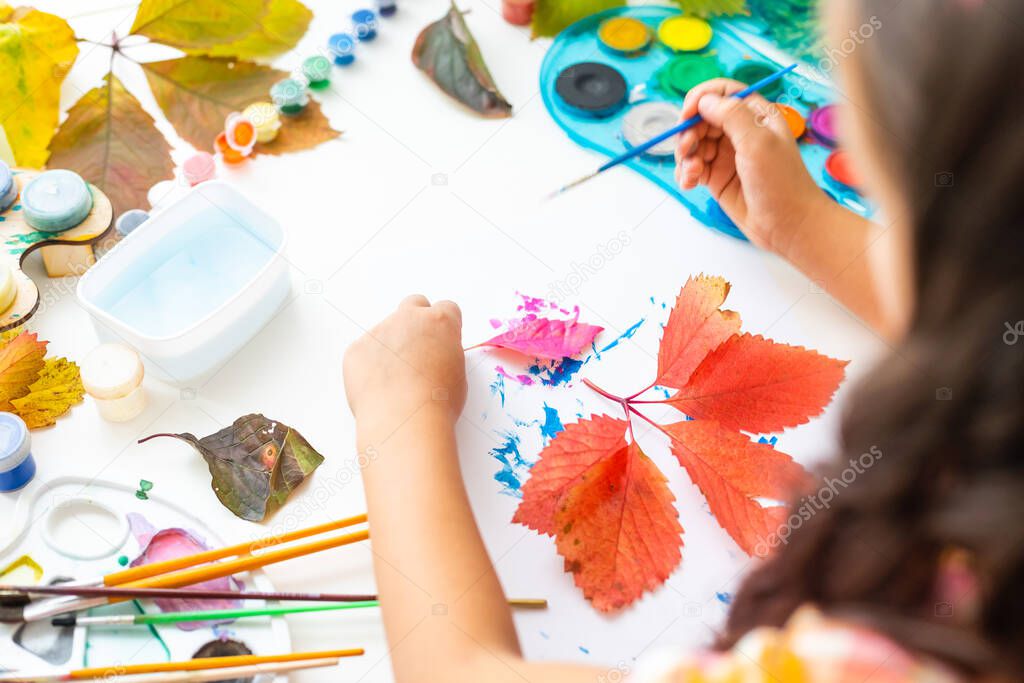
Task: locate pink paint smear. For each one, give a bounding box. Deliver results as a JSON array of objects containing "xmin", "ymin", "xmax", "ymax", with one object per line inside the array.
[{"xmin": 128, "ymin": 513, "xmax": 243, "ymax": 631}]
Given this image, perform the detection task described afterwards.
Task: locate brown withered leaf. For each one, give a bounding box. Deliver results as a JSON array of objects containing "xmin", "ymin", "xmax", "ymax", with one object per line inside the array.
[
  {"xmin": 142, "ymin": 56, "xmax": 340, "ymax": 153},
  {"xmin": 139, "ymin": 414, "xmax": 325, "ymax": 522},
  {"xmin": 412, "ymin": 3, "xmax": 512, "ymax": 118},
  {"xmin": 47, "ymin": 74, "xmax": 174, "ymax": 216}
]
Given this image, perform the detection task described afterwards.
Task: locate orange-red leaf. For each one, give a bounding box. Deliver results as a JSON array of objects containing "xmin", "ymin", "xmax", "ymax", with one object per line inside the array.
[
  {"xmin": 0, "ymin": 331, "xmax": 48, "ymax": 411},
  {"xmin": 669, "ymin": 333, "xmax": 848, "ymax": 433},
  {"xmin": 513, "ymin": 415, "xmax": 629, "ymax": 536},
  {"xmin": 657, "ymin": 275, "xmax": 741, "ymax": 389},
  {"xmin": 554, "ymin": 441, "xmax": 682, "ymax": 611},
  {"xmin": 665, "ymin": 420, "xmax": 807, "ymax": 556}
]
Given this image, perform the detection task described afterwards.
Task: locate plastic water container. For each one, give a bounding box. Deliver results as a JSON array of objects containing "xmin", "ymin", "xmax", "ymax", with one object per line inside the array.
[{"xmin": 77, "ymin": 182, "xmax": 290, "ymax": 385}]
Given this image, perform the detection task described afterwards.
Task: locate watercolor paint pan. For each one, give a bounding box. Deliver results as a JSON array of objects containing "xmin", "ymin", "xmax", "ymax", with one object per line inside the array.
[{"xmin": 539, "ymin": 6, "xmax": 873, "ymax": 241}]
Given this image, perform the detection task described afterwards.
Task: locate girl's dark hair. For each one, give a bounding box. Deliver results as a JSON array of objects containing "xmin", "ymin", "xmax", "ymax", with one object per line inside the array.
[{"xmin": 722, "ymin": 0, "xmax": 1024, "ymax": 676}]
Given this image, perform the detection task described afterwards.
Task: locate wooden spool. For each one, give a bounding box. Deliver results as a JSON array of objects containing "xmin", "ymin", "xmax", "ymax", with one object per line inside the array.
[{"xmin": 0, "ymin": 169, "xmax": 114, "ymax": 331}]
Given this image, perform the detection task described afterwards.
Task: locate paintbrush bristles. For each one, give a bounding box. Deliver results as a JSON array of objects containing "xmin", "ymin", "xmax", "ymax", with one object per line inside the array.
[{"xmin": 545, "ymin": 170, "xmax": 599, "ymax": 200}]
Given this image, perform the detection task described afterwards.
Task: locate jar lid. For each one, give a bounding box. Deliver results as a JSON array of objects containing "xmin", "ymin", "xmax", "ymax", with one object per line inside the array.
[
  {"xmin": 22, "ymin": 169, "xmax": 94, "ymax": 233},
  {"xmin": 0, "ymin": 160, "xmax": 17, "ymax": 212},
  {"xmin": 81, "ymin": 343, "xmax": 145, "ymax": 400},
  {"xmin": 0, "ymin": 412, "xmax": 31, "ymax": 472}
]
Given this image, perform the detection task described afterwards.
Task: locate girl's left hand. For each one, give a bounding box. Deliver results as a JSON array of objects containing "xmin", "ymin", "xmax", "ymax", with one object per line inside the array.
[{"xmin": 343, "ymin": 295, "xmax": 467, "ymax": 435}]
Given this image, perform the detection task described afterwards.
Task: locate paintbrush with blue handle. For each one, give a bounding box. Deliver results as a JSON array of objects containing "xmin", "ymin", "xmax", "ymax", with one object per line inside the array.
[{"xmin": 548, "ymin": 63, "xmax": 799, "ymax": 199}]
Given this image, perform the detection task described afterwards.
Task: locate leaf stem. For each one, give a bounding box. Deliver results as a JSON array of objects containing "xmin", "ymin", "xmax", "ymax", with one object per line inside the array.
[
  {"xmin": 137, "ymin": 433, "xmax": 175, "ymax": 444},
  {"xmin": 581, "ymin": 378, "xmax": 639, "ymax": 441},
  {"xmin": 580, "ymin": 378, "xmax": 626, "ymax": 404},
  {"xmin": 624, "ymin": 381, "xmax": 657, "ymax": 401},
  {"xmin": 626, "ymin": 404, "xmax": 668, "ymax": 436}
]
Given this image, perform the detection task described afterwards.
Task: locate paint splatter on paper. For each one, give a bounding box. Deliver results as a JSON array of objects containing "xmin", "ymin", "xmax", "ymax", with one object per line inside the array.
[{"xmin": 483, "ymin": 298, "xmax": 658, "ymax": 497}]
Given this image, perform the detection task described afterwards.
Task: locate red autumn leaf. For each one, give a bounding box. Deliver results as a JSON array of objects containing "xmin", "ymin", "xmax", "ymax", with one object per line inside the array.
[
  {"xmin": 656, "ymin": 275, "xmax": 741, "ymax": 389},
  {"xmin": 553, "ymin": 440, "xmax": 682, "ymax": 611},
  {"xmin": 669, "ymin": 333, "xmax": 848, "ymax": 433},
  {"xmin": 513, "ymin": 415, "xmax": 629, "ymax": 535},
  {"xmin": 469, "ymin": 316, "xmax": 603, "ymax": 360},
  {"xmin": 664, "ymin": 420, "xmax": 807, "ymax": 556}
]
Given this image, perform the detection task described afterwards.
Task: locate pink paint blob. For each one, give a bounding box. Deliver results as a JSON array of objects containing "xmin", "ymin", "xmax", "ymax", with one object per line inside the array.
[
  {"xmin": 182, "ymin": 152, "xmax": 216, "ymax": 186},
  {"xmin": 496, "ymin": 365, "xmax": 535, "ymax": 386}
]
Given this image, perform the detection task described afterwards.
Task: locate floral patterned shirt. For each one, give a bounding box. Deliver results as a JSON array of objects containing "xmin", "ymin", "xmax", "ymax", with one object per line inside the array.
[{"xmin": 631, "ymin": 606, "xmax": 960, "ymax": 683}]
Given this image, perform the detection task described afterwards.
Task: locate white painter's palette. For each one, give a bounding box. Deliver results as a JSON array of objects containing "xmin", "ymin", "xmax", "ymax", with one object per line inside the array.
[{"xmin": 0, "ymin": 476, "xmax": 290, "ymax": 678}]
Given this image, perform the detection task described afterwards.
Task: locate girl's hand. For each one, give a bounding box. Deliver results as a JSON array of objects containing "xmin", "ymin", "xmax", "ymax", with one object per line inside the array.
[
  {"xmin": 675, "ymin": 79, "xmax": 831, "ymax": 255},
  {"xmin": 343, "ymin": 295, "xmax": 467, "ymax": 434}
]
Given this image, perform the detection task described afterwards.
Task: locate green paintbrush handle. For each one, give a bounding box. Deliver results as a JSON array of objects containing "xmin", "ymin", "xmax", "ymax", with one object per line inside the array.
[{"xmin": 134, "ymin": 600, "xmax": 380, "ymax": 625}]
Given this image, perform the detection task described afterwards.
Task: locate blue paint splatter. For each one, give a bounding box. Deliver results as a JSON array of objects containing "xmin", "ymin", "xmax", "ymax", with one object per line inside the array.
[
  {"xmin": 539, "ymin": 630, "xmax": 550, "ymax": 640},
  {"xmin": 539, "ymin": 404, "xmax": 564, "ymax": 443},
  {"xmin": 715, "ymin": 591, "xmax": 732, "ymax": 605},
  {"xmin": 578, "ymin": 645, "xmax": 590, "ymax": 655},
  {"xmin": 653, "ymin": 385, "xmax": 673, "ymax": 400},
  {"xmin": 757, "ymin": 436, "xmax": 779, "ymax": 446},
  {"xmin": 599, "ymin": 318, "xmax": 645, "ymax": 353},
  {"xmin": 489, "ymin": 374, "xmax": 506, "ymax": 407},
  {"xmin": 491, "ymin": 431, "xmax": 531, "ymax": 497},
  {"xmin": 525, "ymin": 356, "xmax": 586, "ymax": 386}
]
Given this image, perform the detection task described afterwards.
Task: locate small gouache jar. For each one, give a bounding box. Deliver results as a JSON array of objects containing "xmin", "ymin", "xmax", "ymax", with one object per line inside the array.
[
  {"xmin": 22, "ymin": 169, "xmax": 93, "ymax": 233},
  {"xmin": 81, "ymin": 343, "xmax": 147, "ymax": 422},
  {"xmin": 0, "ymin": 160, "xmax": 19, "ymax": 213},
  {"xmin": 0, "ymin": 412, "xmax": 35, "ymax": 492}
]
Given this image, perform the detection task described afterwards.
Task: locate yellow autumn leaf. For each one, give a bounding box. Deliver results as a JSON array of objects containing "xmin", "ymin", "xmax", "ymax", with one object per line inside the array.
[
  {"xmin": 0, "ymin": 329, "xmax": 47, "ymax": 410},
  {"xmin": 130, "ymin": 0, "xmax": 312, "ymax": 59},
  {"xmin": 0, "ymin": 4, "xmax": 78, "ymax": 167},
  {"xmin": 11, "ymin": 357, "xmax": 84, "ymax": 429}
]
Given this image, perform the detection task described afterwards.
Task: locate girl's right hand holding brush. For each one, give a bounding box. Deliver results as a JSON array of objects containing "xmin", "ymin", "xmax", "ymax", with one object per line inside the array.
[
  {"xmin": 675, "ymin": 78, "xmax": 832, "ymax": 256},
  {"xmin": 676, "ymin": 78, "xmax": 895, "ymax": 337}
]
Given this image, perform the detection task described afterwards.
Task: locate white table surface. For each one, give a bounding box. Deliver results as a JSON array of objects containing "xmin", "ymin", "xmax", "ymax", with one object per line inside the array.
[{"xmin": 2, "ymin": 1, "xmax": 892, "ymax": 680}]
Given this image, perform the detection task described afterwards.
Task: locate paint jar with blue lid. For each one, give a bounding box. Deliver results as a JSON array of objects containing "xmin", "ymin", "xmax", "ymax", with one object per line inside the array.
[
  {"xmin": 352, "ymin": 9, "xmax": 379, "ymax": 41},
  {"xmin": 0, "ymin": 412, "xmax": 35, "ymax": 492},
  {"xmin": 22, "ymin": 169, "xmax": 93, "ymax": 233},
  {"xmin": 0, "ymin": 160, "xmax": 19, "ymax": 213},
  {"xmin": 328, "ymin": 32, "xmax": 357, "ymax": 65}
]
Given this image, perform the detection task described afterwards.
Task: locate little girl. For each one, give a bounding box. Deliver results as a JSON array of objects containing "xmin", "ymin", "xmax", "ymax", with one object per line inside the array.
[{"xmin": 342, "ymin": 0, "xmax": 1024, "ymax": 680}]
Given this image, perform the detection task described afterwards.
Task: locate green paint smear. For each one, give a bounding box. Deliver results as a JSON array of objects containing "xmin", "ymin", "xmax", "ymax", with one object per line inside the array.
[
  {"xmin": 82, "ymin": 600, "xmax": 172, "ymax": 666},
  {"xmin": 135, "ymin": 479, "xmax": 154, "ymax": 500},
  {"xmin": 747, "ymin": 0, "xmax": 822, "ymax": 60}
]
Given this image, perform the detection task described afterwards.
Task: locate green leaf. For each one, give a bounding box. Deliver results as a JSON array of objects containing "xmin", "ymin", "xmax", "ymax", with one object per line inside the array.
[
  {"xmin": 130, "ymin": 0, "xmax": 313, "ymax": 59},
  {"xmin": 412, "ymin": 2, "xmax": 512, "ymax": 118},
  {"xmin": 669, "ymin": 0, "xmax": 748, "ymax": 17},
  {"xmin": 142, "ymin": 56, "xmax": 340, "ymax": 153},
  {"xmin": 531, "ymin": 0, "xmax": 625, "ymax": 38},
  {"xmin": 0, "ymin": 4, "xmax": 78, "ymax": 167},
  {"xmin": 47, "ymin": 75, "xmax": 174, "ymax": 217},
  {"xmin": 139, "ymin": 414, "xmax": 326, "ymax": 522}
]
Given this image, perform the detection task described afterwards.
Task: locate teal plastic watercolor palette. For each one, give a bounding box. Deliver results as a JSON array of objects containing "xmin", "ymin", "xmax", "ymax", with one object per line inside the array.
[{"xmin": 540, "ymin": 6, "xmax": 872, "ymax": 241}]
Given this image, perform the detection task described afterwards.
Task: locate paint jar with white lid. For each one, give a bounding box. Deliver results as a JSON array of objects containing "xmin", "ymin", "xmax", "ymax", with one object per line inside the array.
[
  {"xmin": 81, "ymin": 343, "xmax": 147, "ymax": 422},
  {"xmin": 0, "ymin": 412, "xmax": 35, "ymax": 492}
]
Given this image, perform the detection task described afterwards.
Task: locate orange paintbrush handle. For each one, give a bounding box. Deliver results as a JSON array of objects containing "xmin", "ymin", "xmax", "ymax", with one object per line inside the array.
[
  {"xmin": 105, "ymin": 513, "xmax": 368, "ymax": 586},
  {"xmin": 69, "ymin": 649, "xmax": 364, "ymax": 679},
  {"xmin": 119, "ymin": 529, "xmax": 370, "ymax": 593}
]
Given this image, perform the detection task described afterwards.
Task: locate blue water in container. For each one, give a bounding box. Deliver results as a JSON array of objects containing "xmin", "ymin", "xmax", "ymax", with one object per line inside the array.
[{"xmin": 93, "ymin": 208, "xmax": 277, "ymax": 338}]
